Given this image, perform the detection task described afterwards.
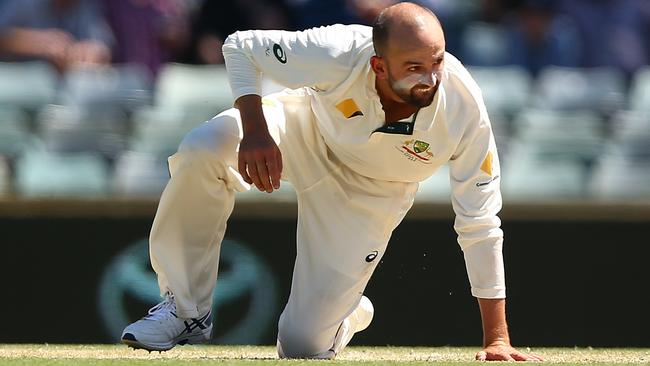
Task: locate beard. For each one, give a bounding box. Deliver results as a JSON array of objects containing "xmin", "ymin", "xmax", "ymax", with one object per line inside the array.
[{"xmin": 389, "ymin": 75, "xmax": 438, "ymax": 108}]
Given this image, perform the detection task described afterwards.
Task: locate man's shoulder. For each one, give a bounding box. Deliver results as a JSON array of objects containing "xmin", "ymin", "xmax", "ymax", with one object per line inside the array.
[
  {"xmin": 323, "ymin": 24, "xmax": 372, "ymax": 37},
  {"xmin": 443, "ymin": 52, "xmax": 486, "ymax": 114},
  {"xmin": 307, "ymin": 24, "xmax": 373, "ymax": 50}
]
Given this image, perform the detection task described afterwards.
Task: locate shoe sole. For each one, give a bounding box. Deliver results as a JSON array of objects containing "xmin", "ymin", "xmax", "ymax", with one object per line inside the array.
[{"xmin": 121, "ymin": 329, "xmax": 212, "ymax": 352}]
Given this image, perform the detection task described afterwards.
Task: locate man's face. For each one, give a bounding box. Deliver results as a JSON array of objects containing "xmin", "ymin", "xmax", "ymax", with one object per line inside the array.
[
  {"xmin": 379, "ymin": 23, "xmax": 446, "ymax": 108},
  {"xmin": 384, "ymin": 56, "xmax": 443, "ymax": 108}
]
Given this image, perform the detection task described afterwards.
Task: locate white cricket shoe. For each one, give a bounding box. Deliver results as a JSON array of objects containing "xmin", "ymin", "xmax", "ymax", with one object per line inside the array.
[
  {"xmin": 121, "ymin": 293, "xmax": 212, "ymax": 351},
  {"xmin": 354, "ymin": 295, "xmax": 374, "ymax": 332},
  {"xmin": 331, "ymin": 295, "xmax": 375, "ymax": 356}
]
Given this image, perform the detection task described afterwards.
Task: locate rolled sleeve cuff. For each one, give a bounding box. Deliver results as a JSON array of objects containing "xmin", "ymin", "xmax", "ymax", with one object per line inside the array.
[
  {"xmin": 231, "ymin": 87, "xmax": 262, "ymax": 101},
  {"xmin": 471, "ymin": 286, "xmax": 506, "ymax": 299}
]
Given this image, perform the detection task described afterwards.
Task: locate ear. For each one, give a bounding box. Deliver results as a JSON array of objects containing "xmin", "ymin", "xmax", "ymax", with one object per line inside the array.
[{"xmin": 370, "ymin": 55, "xmax": 388, "ymax": 80}]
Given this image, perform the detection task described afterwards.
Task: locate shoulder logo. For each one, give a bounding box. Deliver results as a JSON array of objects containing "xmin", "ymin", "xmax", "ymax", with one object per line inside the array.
[
  {"xmin": 272, "ymin": 44, "xmax": 287, "ymax": 64},
  {"xmin": 365, "ymin": 251, "xmax": 379, "ymax": 263},
  {"xmin": 396, "ymin": 139, "xmax": 433, "ymax": 164},
  {"xmin": 480, "ymin": 151, "xmax": 493, "ymax": 175},
  {"xmin": 336, "ymin": 98, "xmax": 364, "ymax": 118},
  {"xmin": 477, "ymin": 152, "xmax": 497, "ymax": 187}
]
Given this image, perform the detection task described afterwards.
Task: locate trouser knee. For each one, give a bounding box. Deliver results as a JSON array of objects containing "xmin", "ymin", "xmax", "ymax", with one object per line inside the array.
[
  {"xmin": 170, "ymin": 121, "xmax": 240, "ymax": 180},
  {"xmin": 277, "ymin": 318, "xmax": 333, "ymax": 359}
]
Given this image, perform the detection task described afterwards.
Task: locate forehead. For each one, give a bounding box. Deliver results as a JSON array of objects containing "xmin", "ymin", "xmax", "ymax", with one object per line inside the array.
[
  {"xmin": 385, "ymin": 22, "xmax": 445, "ymax": 60},
  {"xmin": 386, "ymin": 38, "xmax": 445, "ymax": 64}
]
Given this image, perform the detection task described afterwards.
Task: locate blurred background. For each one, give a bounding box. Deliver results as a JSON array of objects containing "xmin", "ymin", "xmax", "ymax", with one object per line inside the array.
[{"xmin": 0, "ymin": 0, "xmax": 648, "ymax": 348}]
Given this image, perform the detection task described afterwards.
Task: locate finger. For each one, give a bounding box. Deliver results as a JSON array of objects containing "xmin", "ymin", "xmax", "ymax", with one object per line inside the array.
[
  {"xmin": 255, "ymin": 159, "xmax": 273, "ymax": 192},
  {"xmin": 247, "ymin": 159, "xmax": 265, "ymax": 191},
  {"xmin": 511, "ymin": 351, "xmax": 529, "ymax": 361},
  {"xmin": 528, "ymin": 353, "xmax": 544, "ymax": 362},
  {"xmin": 475, "ymin": 351, "xmax": 486, "ymax": 361},
  {"xmin": 238, "ymin": 156, "xmax": 252, "ymax": 184},
  {"xmin": 269, "ymin": 151, "xmax": 282, "ymax": 190},
  {"xmin": 276, "ymin": 148, "xmax": 283, "ymax": 175},
  {"xmin": 487, "ymin": 352, "xmax": 514, "ymax": 361}
]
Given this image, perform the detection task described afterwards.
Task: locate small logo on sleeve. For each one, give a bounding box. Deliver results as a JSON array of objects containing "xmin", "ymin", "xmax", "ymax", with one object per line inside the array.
[
  {"xmin": 272, "ymin": 44, "xmax": 287, "ymax": 64},
  {"xmin": 476, "ymin": 152, "xmax": 498, "ymax": 187},
  {"xmin": 365, "ymin": 251, "xmax": 379, "ymax": 263},
  {"xmin": 480, "ymin": 152, "xmax": 493, "ymax": 176},
  {"xmin": 336, "ymin": 98, "xmax": 364, "ymax": 118}
]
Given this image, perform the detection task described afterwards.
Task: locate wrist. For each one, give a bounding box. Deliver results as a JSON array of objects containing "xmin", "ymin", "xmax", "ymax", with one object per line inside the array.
[
  {"xmin": 235, "ymin": 95, "xmax": 267, "ymax": 135},
  {"xmin": 483, "ymin": 336, "xmax": 510, "ymax": 348}
]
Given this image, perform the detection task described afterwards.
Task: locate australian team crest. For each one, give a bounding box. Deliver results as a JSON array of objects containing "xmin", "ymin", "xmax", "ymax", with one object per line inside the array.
[{"xmin": 397, "ymin": 139, "xmax": 433, "ymax": 164}]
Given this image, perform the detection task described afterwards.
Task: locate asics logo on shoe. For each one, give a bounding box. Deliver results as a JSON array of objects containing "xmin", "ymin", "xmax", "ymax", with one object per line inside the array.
[
  {"xmin": 365, "ymin": 251, "xmax": 379, "ymax": 263},
  {"xmin": 181, "ymin": 311, "xmax": 212, "ymax": 335}
]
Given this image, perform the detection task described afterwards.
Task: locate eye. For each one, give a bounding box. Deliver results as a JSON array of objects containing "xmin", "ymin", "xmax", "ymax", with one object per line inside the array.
[
  {"xmin": 407, "ymin": 66, "xmax": 420, "ymax": 72},
  {"xmin": 434, "ymin": 56, "xmax": 444, "ymax": 65}
]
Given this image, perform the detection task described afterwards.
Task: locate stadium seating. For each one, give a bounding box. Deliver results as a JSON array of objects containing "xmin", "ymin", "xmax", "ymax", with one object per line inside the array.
[
  {"xmin": 36, "ymin": 104, "xmax": 129, "ymax": 158},
  {"xmin": 59, "ymin": 64, "xmax": 153, "ymax": 112},
  {"xmin": 510, "ymin": 109, "xmax": 605, "ymax": 163},
  {"xmin": 129, "ymin": 108, "xmax": 203, "ymax": 157},
  {"xmin": 0, "ymin": 58, "xmax": 648, "ymax": 201},
  {"xmin": 112, "ymin": 151, "xmax": 170, "ymax": 196},
  {"xmin": 589, "ymin": 150, "xmax": 650, "ymax": 199},
  {"xmin": 15, "ymin": 146, "xmax": 109, "ymax": 196},
  {"xmin": 501, "ymin": 153, "xmax": 586, "ymax": 200},
  {"xmin": 468, "ymin": 65, "xmax": 533, "ymax": 117},
  {"xmin": 531, "ymin": 66, "xmax": 626, "ymax": 114},
  {"xmin": 0, "ymin": 156, "xmax": 9, "ymax": 194},
  {"xmin": 0, "ymin": 107, "xmax": 33, "ymax": 159},
  {"xmin": 629, "ymin": 66, "xmax": 650, "ymax": 113},
  {"xmin": 416, "ymin": 164, "xmax": 451, "ymax": 202},
  {"xmin": 460, "ymin": 22, "xmax": 510, "ymax": 66},
  {"xmin": 155, "ymin": 63, "xmax": 233, "ymax": 116},
  {"xmin": 0, "ymin": 61, "xmax": 57, "ymax": 110}
]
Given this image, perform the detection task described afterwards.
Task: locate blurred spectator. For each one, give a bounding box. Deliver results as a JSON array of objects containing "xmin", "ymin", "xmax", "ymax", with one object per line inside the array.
[
  {"xmin": 504, "ymin": 0, "xmax": 581, "ymax": 75},
  {"xmin": 284, "ymin": 0, "xmax": 356, "ymax": 29},
  {"xmin": 0, "ymin": 0, "xmax": 113, "ymax": 72},
  {"xmin": 186, "ymin": 0, "xmax": 290, "ymax": 65},
  {"xmin": 345, "ymin": 0, "xmax": 397, "ymax": 24},
  {"xmin": 102, "ymin": 0, "xmax": 191, "ymax": 77},
  {"xmin": 557, "ymin": 0, "xmax": 650, "ymax": 77},
  {"xmin": 414, "ymin": 0, "xmax": 481, "ymax": 55},
  {"xmin": 285, "ymin": 0, "xmax": 395, "ymax": 29}
]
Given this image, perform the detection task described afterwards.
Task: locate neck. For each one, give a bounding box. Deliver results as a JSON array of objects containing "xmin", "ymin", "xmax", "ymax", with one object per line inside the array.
[{"xmin": 375, "ymin": 79, "xmax": 419, "ymax": 122}]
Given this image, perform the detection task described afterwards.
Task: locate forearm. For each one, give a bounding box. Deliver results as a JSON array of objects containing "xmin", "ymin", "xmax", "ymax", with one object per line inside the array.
[
  {"xmin": 235, "ymin": 94, "xmax": 267, "ymax": 135},
  {"xmin": 477, "ymin": 297, "xmax": 510, "ymax": 347},
  {"xmin": 0, "ymin": 28, "xmax": 50, "ymax": 57}
]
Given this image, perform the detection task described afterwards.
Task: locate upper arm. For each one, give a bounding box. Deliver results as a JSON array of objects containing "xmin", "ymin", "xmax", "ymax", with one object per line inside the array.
[{"xmin": 222, "ymin": 24, "xmax": 372, "ymax": 94}]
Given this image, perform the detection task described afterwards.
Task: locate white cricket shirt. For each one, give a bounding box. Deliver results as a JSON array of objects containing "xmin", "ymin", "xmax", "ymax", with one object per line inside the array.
[{"xmin": 223, "ymin": 24, "xmax": 505, "ymax": 299}]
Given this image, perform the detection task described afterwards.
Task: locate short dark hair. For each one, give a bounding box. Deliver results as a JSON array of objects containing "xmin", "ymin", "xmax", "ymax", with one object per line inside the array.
[{"xmin": 372, "ymin": 9, "xmax": 390, "ymax": 56}]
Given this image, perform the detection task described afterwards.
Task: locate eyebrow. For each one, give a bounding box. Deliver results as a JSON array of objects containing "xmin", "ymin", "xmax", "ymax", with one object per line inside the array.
[{"xmin": 403, "ymin": 52, "xmax": 445, "ymax": 66}]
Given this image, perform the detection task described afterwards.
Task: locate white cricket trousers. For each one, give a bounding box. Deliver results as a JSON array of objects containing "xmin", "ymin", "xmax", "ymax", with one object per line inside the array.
[{"xmin": 149, "ymin": 91, "xmax": 418, "ymax": 358}]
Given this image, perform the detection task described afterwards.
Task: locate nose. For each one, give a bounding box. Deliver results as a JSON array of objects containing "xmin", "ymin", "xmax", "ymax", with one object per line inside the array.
[
  {"xmin": 428, "ymin": 72, "xmax": 438, "ymax": 86},
  {"xmin": 418, "ymin": 72, "xmax": 436, "ymax": 87}
]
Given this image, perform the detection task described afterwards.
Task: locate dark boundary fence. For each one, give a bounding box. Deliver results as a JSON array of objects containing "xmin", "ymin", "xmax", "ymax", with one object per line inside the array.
[{"xmin": 1, "ymin": 198, "xmax": 648, "ymax": 347}]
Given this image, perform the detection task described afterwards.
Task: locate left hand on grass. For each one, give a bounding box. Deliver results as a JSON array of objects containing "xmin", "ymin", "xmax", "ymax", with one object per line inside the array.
[{"xmin": 476, "ymin": 342, "xmax": 544, "ymax": 362}]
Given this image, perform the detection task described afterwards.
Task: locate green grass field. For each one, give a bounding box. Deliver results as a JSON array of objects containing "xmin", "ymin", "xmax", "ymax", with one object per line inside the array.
[{"xmin": 0, "ymin": 345, "xmax": 648, "ymax": 365}]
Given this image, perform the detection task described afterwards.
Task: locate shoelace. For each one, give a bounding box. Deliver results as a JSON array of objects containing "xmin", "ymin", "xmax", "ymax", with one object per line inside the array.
[{"xmin": 144, "ymin": 294, "xmax": 176, "ymax": 321}]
